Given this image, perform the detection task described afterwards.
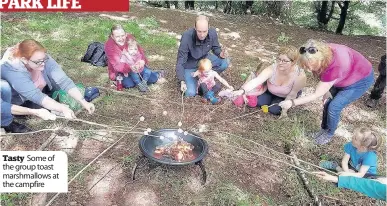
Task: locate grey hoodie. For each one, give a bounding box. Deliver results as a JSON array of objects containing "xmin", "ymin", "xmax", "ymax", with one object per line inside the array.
[{"xmin": 1, "ymin": 55, "xmax": 76, "ymax": 106}]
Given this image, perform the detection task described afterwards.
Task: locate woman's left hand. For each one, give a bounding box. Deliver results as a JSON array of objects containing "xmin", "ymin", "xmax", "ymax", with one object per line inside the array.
[
  {"xmin": 278, "ymin": 100, "xmax": 292, "ymax": 110},
  {"xmin": 82, "ymin": 101, "xmax": 95, "ymax": 114}
]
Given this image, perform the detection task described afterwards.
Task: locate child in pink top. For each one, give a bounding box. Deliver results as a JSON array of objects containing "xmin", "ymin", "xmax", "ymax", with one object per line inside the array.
[
  {"xmin": 192, "ymin": 58, "xmax": 234, "ymax": 104},
  {"xmin": 120, "ymin": 39, "xmax": 156, "ymax": 92}
]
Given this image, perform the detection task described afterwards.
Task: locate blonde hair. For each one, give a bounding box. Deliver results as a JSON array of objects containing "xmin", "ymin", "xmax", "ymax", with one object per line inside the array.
[
  {"xmin": 279, "ymin": 45, "xmax": 299, "ymax": 63},
  {"xmin": 127, "ymin": 39, "xmax": 137, "ymax": 48},
  {"xmin": 353, "ymin": 127, "xmax": 380, "ymax": 151},
  {"xmin": 299, "ymin": 39, "xmax": 333, "ymax": 75},
  {"xmin": 14, "ymin": 39, "xmax": 46, "ymax": 59},
  {"xmin": 198, "ymin": 58, "xmax": 212, "ymax": 72}
]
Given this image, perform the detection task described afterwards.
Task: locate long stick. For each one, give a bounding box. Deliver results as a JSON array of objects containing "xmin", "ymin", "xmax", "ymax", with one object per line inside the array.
[
  {"xmin": 207, "ymin": 139, "xmax": 318, "ymax": 176},
  {"xmin": 45, "ymin": 121, "xmax": 140, "ymax": 206},
  {"xmin": 287, "ymin": 145, "xmax": 321, "ymax": 206},
  {"xmin": 207, "ymin": 130, "xmax": 338, "ymax": 175}
]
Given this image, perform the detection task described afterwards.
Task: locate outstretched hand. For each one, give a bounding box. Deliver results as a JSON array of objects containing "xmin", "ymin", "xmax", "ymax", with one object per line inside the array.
[
  {"xmin": 278, "ymin": 100, "xmax": 292, "ymax": 110},
  {"xmin": 312, "ymin": 171, "xmax": 338, "ymax": 183}
]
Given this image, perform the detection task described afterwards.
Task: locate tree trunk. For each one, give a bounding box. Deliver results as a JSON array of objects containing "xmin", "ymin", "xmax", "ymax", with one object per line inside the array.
[
  {"xmin": 185, "ymin": 1, "xmax": 194, "ymax": 10},
  {"xmin": 336, "ymin": 1, "xmax": 350, "ymax": 34},
  {"xmin": 244, "ymin": 1, "xmax": 254, "ymax": 14},
  {"xmin": 316, "ymin": 1, "xmax": 335, "ymax": 30},
  {"xmin": 265, "ymin": 1, "xmax": 284, "ymax": 18},
  {"xmin": 215, "ymin": 1, "xmax": 218, "ymax": 10},
  {"xmin": 223, "ymin": 1, "xmax": 232, "ymax": 14}
]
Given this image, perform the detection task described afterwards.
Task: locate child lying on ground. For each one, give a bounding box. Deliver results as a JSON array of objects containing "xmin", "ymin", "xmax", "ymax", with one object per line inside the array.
[
  {"xmin": 320, "ymin": 127, "xmax": 380, "ymax": 178},
  {"xmin": 192, "ymin": 58, "xmax": 234, "ymax": 104}
]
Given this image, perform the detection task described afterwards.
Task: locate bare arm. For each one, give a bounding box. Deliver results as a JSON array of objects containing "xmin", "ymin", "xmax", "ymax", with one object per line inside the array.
[
  {"xmin": 341, "ymin": 154, "xmax": 351, "ymax": 172},
  {"xmin": 11, "ymin": 105, "xmax": 36, "ymax": 116},
  {"xmin": 292, "ymin": 79, "xmax": 336, "ymax": 106},
  {"xmin": 67, "ymin": 87, "xmax": 95, "ymax": 114},
  {"xmin": 241, "ymin": 66, "xmax": 273, "ymax": 92},
  {"xmin": 214, "ymin": 72, "xmax": 233, "ymax": 89}
]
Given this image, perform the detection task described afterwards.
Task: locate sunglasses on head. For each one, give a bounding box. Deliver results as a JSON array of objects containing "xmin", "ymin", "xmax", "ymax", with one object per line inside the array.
[{"xmin": 299, "ymin": 47, "xmax": 318, "ymax": 54}]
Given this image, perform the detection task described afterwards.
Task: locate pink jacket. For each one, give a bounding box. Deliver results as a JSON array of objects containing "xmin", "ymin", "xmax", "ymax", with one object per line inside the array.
[{"xmin": 104, "ymin": 34, "xmax": 149, "ymax": 80}]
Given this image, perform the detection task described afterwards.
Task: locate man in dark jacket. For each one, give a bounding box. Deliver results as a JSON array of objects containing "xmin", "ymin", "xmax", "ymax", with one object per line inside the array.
[
  {"xmin": 366, "ymin": 54, "xmax": 386, "ymax": 108},
  {"xmin": 176, "ymin": 15, "xmax": 230, "ymax": 97}
]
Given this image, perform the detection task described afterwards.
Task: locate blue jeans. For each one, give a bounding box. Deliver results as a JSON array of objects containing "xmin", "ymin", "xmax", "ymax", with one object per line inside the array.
[
  {"xmin": 184, "ymin": 54, "xmax": 230, "ymax": 97},
  {"xmin": 120, "ymin": 66, "xmax": 159, "ymax": 88},
  {"xmin": 322, "ymin": 71, "xmax": 374, "ymax": 135},
  {"xmin": 1, "ymin": 80, "xmax": 13, "ymax": 126},
  {"xmin": 129, "ymin": 67, "xmax": 152, "ymax": 85}
]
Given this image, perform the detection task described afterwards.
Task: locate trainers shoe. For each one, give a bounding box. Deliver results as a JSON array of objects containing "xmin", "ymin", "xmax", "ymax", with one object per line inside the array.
[
  {"xmin": 137, "ymin": 81, "xmax": 148, "ymax": 92},
  {"xmin": 2, "ymin": 121, "xmax": 31, "ymax": 133},
  {"xmin": 319, "ymin": 160, "xmax": 338, "ymax": 170},
  {"xmin": 315, "ymin": 131, "xmax": 334, "ymax": 145},
  {"xmin": 312, "ymin": 129, "xmax": 328, "ymax": 139},
  {"xmin": 366, "ymin": 98, "xmax": 378, "ymax": 108}
]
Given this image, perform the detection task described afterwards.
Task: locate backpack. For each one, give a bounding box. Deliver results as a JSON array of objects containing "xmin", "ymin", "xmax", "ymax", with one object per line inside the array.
[{"xmin": 81, "ymin": 42, "xmax": 108, "ymax": 67}]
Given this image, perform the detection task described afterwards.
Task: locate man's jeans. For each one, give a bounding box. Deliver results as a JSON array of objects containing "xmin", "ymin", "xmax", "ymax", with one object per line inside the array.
[
  {"xmin": 1, "ymin": 80, "xmax": 13, "ymax": 126},
  {"xmin": 322, "ymin": 71, "xmax": 374, "ymax": 136},
  {"xmin": 184, "ymin": 54, "xmax": 229, "ymax": 97},
  {"xmin": 121, "ymin": 66, "xmax": 159, "ymax": 88},
  {"xmin": 129, "ymin": 67, "xmax": 152, "ymax": 85}
]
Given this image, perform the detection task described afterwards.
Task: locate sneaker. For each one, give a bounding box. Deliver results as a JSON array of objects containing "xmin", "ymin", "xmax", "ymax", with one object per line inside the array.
[
  {"xmin": 312, "ymin": 129, "xmax": 328, "ymax": 139},
  {"xmin": 366, "ymin": 98, "xmax": 378, "ymax": 108},
  {"xmin": 137, "ymin": 81, "xmax": 148, "ymax": 92},
  {"xmin": 2, "ymin": 121, "xmax": 31, "ymax": 133},
  {"xmin": 156, "ymin": 70, "xmax": 167, "ymax": 84},
  {"xmin": 319, "ymin": 160, "xmax": 338, "ymax": 170},
  {"xmin": 315, "ymin": 131, "xmax": 334, "ymax": 145}
]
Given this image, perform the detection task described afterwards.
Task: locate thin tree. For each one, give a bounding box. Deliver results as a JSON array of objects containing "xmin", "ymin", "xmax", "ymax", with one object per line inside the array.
[
  {"xmin": 336, "ymin": 1, "xmax": 350, "ymax": 34},
  {"xmin": 315, "ymin": 1, "xmax": 335, "ymax": 30}
]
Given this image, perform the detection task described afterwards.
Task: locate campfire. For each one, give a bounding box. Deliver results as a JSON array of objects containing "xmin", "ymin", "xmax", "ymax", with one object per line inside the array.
[{"xmin": 153, "ymin": 139, "xmax": 195, "ymax": 162}]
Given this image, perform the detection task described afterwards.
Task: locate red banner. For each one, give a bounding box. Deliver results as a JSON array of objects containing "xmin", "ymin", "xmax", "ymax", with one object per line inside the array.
[{"xmin": 0, "ymin": 0, "xmax": 130, "ymax": 12}]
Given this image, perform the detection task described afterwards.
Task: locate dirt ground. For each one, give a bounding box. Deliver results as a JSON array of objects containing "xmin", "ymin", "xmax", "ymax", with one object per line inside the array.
[{"xmin": 1, "ymin": 3, "xmax": 386, "ymax": 206}]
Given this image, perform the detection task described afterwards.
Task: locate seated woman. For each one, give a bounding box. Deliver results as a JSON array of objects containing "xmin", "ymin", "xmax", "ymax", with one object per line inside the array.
[
  {"xmin": 233, "ymin": 46, "xmax": 307, "ymax": 116},
  {"xmin": 105, "ymin": 25, "xmax": 166, "ymax": 89},
  {"xmin": 1, "ymin": 39, "xmax": 95, "ymax": 119}
]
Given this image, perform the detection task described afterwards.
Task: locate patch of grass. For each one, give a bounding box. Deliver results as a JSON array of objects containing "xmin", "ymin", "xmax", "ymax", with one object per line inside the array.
[
  {"xmin": 68, "ymin": 163, "xmax": 96, "ymax": 183},
  {"xmin": 276, "ymin": 32, "xmax": 291, "ymax": 44},
  {"xmin": 138, "ymin": 16, "xmax": 159, "ymax": 28},
  {"xmin": 75, "ymin": 131, "xmax": 97, "ymax": 139},
  {"xmin": 1, "ymin": 13, "xmax": 175, "ymax": 86},
  {"xmin": 210, "ymin": 184, "xmax": 271, "ymax": 206},
  {"xmin": 0, "ymin": 193, "xmax": 29, "ymax": 206}
]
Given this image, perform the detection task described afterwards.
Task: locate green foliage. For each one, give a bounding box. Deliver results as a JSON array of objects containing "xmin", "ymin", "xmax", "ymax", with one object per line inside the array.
[
  {"xmin": 0, "ymin": 193, "xmax": 29, "ymax": 206},
  {"xmin": 276, "ymin": 32, "xmax": 291, "ymax": 44}
]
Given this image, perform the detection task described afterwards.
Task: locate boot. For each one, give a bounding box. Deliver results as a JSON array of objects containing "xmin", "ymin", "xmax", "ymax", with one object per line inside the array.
[
  {"xmin": 205, "ymin": 91, "xmax": 220, "ymax": 104},
  {"xmin": 137, "ymin": 80, "xmax": 149, "ymax": 92},
  {"xmin": 2, "ymin": 121, "xmax": 31, "ymax": 133},
  {"xmin": 366, "ymin": 98, "xmax": 379, "ymax": 108}
]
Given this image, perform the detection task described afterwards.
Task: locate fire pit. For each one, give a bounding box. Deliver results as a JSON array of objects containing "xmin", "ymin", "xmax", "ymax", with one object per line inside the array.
[{"xmin": 131, "ymin": 129, "xmax": 209, "ymax": 184}]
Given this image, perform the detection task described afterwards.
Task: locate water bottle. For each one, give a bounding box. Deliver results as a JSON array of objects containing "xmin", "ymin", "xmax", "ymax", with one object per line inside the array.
[{"xmin": 116, "ymin": 74, "xmax": 123, "ymax": 91}]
